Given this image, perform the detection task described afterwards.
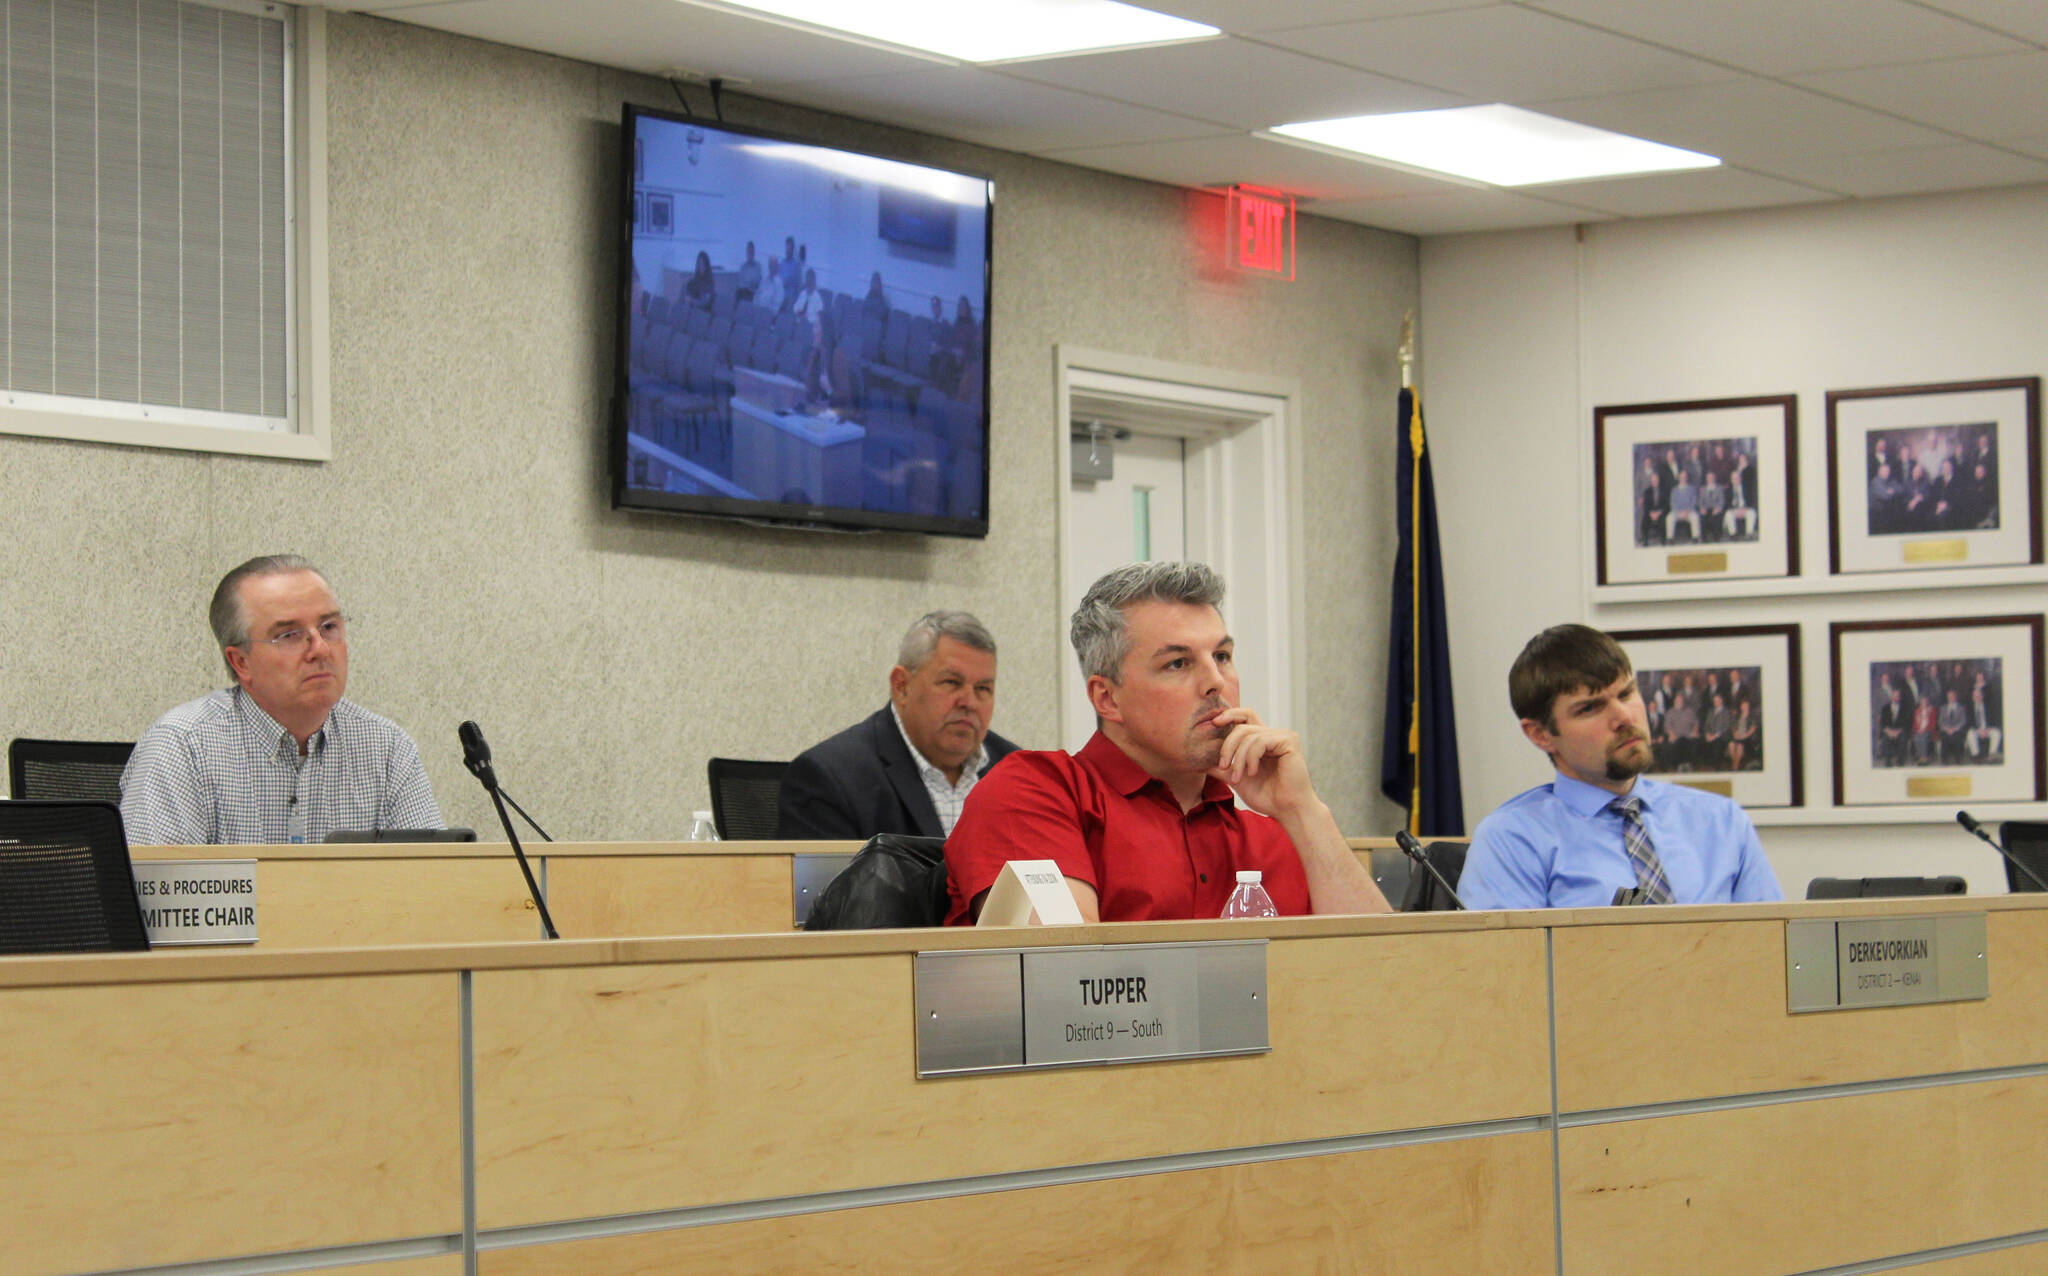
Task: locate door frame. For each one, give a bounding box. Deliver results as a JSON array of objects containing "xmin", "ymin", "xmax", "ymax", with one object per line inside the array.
[{"xmin": 1053, "ymin": 344, "xmax": 1309, "ymax": 749}]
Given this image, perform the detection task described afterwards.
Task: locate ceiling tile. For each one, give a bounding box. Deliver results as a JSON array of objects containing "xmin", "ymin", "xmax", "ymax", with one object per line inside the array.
[
  {"xmin": 757, "ymin": 68, "xmax": 1223, "ymax": 154},
  {"xmin": 1310, "ymin": 187, "xmax": 1610, "ymax": 236},
  {"xmin": 1527, "ymin": 166, "xmax": 1841, "ymax": 217},
  {"xmin": 1258, "ymin": 6, "xmax": 1735, "ymax": 102},
  {"xmin": 1792, "ymin": 52, "xmax": 2048, "ymax": 141},
  {"xmin": 1153, "ymin": 0, "xmax": 1499, "ymax": 34},
  {"xmin": 995, "ymin": 37, "xmax": 1467, "ymax": 131},
  {"xmin": 1911, "ymin": 0, "xmax": 2048, "ymax": 45},
  {"xmin": 1520, "ymin": 0, "xmax": 2030, "ymax": 76},
  {"xmin": 358, "ymin": 0, "xmax": 943, "ymax": 83},
  {"xmin": 1037, "ymin": 133, "xmax": 1466, "ymax": 201},
  {"xmin": 1752, "ymin": 143, "xmax": 2048, "ymax": 198},
  {"xmin": 337, "ymin": 0, "xmax": 2048, "ymax": 223},
  {"xmin": 1536, "ymin": 79, "xmax": 1952, "ymax": 165}
]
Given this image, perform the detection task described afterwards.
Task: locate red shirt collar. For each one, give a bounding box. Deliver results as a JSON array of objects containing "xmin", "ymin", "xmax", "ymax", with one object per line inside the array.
[{"xmin": 1078, "ymin": 730, "xmax": 1236, "ymax": 807}]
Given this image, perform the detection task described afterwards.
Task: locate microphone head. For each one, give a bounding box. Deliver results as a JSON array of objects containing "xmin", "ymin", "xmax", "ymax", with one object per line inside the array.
[
  {"xmin": 458, "ymin": 720, "xmax": 493, "ymax": 779},
  {"xmin": 1957, "ymin": 809, "xmax": 1981, "ymax": 834},
  {"xmin": 1394, "ymin": 830, "xmax": 1425, "ymax": 859}
]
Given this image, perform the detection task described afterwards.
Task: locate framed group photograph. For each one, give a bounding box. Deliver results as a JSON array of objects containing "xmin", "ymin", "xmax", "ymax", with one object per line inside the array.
[
  {"xmin": 1830, "ymin": 615, "xmax": 2045, "ymax": 806},
  {"xmin": 1594, "ymin": 395, "xmax": 1798, "ymax": 587},
  {"xmin": 1826, "ymin": 376, "xmax": 2041, "ymax": 575},
  {"xmin": 1611, "ymin": 624, "xmax": 1803, "ymax": 808}
]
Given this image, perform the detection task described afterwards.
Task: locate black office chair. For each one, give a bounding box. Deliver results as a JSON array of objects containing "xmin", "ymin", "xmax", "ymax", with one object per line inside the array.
[
  {"xmin": 1999, "ymin": 821, "xmax": 2048, "ymax": 893},
  {"xmin": 8, "ymin": 737, "xmax": 134, "ymax": 802},
  {"xmin": 0, "ymin": 800, "xmax": 151, "ymax": 955},
  {"xmin": 1400, "ymin": 841, "xmax": 1467, "ymax": 912},
  {"xmin": 803, "ymin": 834, "xmax": 947, "ymax": 930},
  {"xmin": 1805, "ymin": 875, "xmax": 1968, "ymax": 899},
  {"xmin": 706, "ymin": 757, "xmax": 791, "ymax": 840}
]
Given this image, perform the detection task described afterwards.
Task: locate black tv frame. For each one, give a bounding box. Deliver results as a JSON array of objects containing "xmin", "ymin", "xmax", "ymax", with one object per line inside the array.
[{"xmin": 609, "ymin": 105, "xmax": 994, "ymax": 538}]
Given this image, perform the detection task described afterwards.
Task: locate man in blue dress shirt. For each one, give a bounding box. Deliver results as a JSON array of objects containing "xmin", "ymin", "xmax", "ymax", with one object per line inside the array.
[{"xmin": 1461, "ymin": 624, "xmax": 1782, "ymax": 910}]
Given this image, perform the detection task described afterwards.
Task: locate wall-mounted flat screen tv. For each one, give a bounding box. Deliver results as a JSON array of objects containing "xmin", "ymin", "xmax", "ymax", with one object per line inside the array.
[{"xmin": 612, "ymin": 106, "xmax": 993, "ymax": 536}]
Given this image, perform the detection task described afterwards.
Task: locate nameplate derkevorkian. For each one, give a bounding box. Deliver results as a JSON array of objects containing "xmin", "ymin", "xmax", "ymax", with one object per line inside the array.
[
  {"xmin": 913, "ymin": 941, "xmax": 1269, "ymax": 1077},
  {"xmin": 131, "ymin": 860, "xmax": 258, "ymax": 946},
  {"xmin": 1785, "ymin": 914, "xmax": 1987, "ymax": 1013}
]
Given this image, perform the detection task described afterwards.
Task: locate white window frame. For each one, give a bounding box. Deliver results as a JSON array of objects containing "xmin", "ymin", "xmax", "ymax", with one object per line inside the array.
[{"xmin": 0, "ymin": 0, "xmax": 330, "ymax": 460}]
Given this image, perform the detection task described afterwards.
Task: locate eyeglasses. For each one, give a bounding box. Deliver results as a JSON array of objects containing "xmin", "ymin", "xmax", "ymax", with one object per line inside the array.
[{"xmin": 245, "ymin": 617, "xmax": 348, "ymax": 653}]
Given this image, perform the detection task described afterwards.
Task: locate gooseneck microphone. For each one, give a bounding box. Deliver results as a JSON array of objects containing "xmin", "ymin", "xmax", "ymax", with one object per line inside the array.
[
  {"xmin": 458, "ymin": 720, "xmax": 560, "ymax": 940},
  {"xmin": 460, "ymin": 720, "xmax": 552, "ymax": 842},
  {"xmin": 459, "ymin": 719, "xmax": 496, "ymax": 786},
  {"xmin": 1956, "ymin": 810, "xmax": 2048, "ymax": 893},
  {"xmin": 1394, "ymin": 830, "xmax": 1468, "ymax": 911}
]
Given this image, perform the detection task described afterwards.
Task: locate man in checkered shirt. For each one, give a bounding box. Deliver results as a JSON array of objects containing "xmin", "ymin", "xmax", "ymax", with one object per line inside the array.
[{"xmin": 119, "ymin": 555, "xmax": 443, "ymax": 845}]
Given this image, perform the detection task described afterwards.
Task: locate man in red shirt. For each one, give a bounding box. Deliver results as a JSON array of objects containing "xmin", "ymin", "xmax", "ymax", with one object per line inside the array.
[{"xmin": 944, "ymin": 561, "xmax": 1391, "ymax": 923}]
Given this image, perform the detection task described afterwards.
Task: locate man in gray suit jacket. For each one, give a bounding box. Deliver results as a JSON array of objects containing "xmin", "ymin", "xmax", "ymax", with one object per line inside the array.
[{"xmin": 778, "ymin": 611, "xmax": 1018, "ymax": 840}]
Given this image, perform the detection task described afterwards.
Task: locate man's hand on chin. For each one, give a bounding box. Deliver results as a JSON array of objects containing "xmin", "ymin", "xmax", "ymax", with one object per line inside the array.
[{"xmin": 1208, "ymin": 707, "xmax": 1321, "ymax": 820}]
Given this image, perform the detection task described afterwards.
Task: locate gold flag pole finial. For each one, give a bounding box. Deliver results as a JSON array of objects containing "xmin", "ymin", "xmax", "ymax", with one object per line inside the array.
[{"xmin": 1398, "ymin": 310, "xmax": 1416, "ymax": 390}]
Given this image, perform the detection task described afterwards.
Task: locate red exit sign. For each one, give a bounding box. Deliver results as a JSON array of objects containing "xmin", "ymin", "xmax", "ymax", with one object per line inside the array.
[{"xmin": 1226, "ymin": 185, "xmax": 1295, "ymax": 279}]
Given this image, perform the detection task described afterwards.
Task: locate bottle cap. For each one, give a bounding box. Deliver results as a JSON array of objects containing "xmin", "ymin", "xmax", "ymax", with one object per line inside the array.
[
  {"xmin": 693, "ymin": 810, "xmax": 714, "ymax": 822},
  {"xmin": 1236, "ymin": 870, "xmax": 1262, "ymax": 884}
]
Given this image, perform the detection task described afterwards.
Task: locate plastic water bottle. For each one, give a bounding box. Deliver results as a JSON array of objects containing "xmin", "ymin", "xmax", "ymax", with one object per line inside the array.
[
  {"xmin": 1221, "ymin": 870, "xmax": 1278, "ymax": 919},
  {"xmin": 687, "ymin": 810, "xmax": 720, "ymax": 842}
]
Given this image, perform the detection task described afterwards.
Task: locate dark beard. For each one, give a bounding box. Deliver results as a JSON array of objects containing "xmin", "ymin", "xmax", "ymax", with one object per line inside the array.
[{"xmin": 1605, "ymin": 741, "xmax": 1653, "ymax": 782}]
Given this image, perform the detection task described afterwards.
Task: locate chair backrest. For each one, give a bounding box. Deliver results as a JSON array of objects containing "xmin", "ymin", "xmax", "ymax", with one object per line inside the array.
[
  {"xmin": 0, "ymin": 800, "xmax": 150, "ymax": 954},
  {"xmin": 1805, "ymin": 875, "xmax": 1968, "ymax": 899},
  {"xmin": 9, "ymin": 738, "xmax": 135, "ymax": 803},
  {"xmin": 2001, "ymin": 821, "xmax": 2048, "ymax": 892},
  {"xmin": 802, "ymin": 833, "xmax": 948, "ymax": 930},
  {"xmin": 706, "ymin": 758, "xmax": 791, "ymax": 841},
  {"xmin": 1399, "ymin": 841, "xmax": 1467, "ymax": 911}
]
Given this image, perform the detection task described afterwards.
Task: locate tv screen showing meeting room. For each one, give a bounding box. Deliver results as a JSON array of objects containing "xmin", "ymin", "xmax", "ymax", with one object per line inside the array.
[{"xmin": 613, "ymin": 107, "xmax": 992, "ymax": 536}]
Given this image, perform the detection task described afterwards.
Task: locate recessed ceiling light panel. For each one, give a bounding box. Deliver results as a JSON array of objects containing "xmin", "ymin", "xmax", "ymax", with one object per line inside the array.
[
  {"xmin": 1268, "ymin": 105, "xmax": 1719, "ymax": 187},
  {"xmin": 693, "ymin": 0, "xmax": 1219, "ymax": 64}
]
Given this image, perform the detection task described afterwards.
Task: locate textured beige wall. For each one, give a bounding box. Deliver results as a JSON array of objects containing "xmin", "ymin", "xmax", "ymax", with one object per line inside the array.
[{"xmin": 0, "ymin": 13, "xmax": 1416, "ymax": 839}]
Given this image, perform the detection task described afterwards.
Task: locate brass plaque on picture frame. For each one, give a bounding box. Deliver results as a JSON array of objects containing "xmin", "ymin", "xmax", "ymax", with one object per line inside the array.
[{"xmin": 1667, "ymin": 552, "xmax": 1729, "ymax": 574}]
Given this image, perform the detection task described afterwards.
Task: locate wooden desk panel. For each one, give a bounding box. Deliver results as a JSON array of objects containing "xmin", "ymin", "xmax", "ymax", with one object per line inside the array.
[
  {"xmin": 318, "ymin": 1259, "xmax": 464, "ymax": 1276},
  {"xmin": 0, "ymin": 972, "xmax": 462, "ymax": 1276},
  {"xmin": 1553, "ymin": 909, "xmax": 2048, "ymax": 1110},
  {"xmin": 259, "ymin": 857, "xmax": 545, "ymax": 945},
  {"xmin": 472, "ymin": 928, "xmax": 1550, "ymax": 1229},
  {"xmin": 1560, "ymin": 1076, "xmax": 2048, "ymax": 1275},
  {"xmin": 479, "ymin": 1131, "xmax": 1556, "ymax": 1276},
  {"xmin": 543, "ymin": 853, "xmax": 796, "ymax": 937},
  {"xmin": 120, "ymin": 840, "xmax": 1421, "ymax": 945}
]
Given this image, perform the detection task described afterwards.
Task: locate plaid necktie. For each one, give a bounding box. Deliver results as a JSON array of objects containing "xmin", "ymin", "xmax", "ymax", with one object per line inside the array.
[{"xmin": 1610, "ymin": 795, "xmax": 1674, "ymax": 904}]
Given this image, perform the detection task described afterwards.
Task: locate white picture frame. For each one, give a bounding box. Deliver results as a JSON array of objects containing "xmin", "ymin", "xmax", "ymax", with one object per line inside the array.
[
  {"xmin": 1595, "ymin": 395, "xmax": 1798, "ymax": 588},
  {"xmin": 1613, "ymin": 624, "xmax": 1803, "ymax": 809},
  {"xmin": 1831, "ymin": 614, "xmax": 2044, "ymax": 807}
]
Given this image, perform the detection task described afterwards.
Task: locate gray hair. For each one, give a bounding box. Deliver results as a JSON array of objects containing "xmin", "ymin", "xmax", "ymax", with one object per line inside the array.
[
  {"xmin": 209, "ymin": 554, "xmax": 329, "ymax": 677},
  {"xmin": 1070, "ymin": 561, "xmax": 1225, "ymax": 683},
  {"xmin": 896, "ymin": 610, "xmax": 997, "ymax": 672}
]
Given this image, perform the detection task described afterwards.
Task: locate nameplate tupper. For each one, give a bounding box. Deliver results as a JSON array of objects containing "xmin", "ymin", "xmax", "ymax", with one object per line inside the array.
[
  {"xmin": 1786, "ymin": 914, "xmax": 1986, "ymax": 1013},
  {"xmin": 132, "ymin": 860, "xmax": 258, "ymax": 946},
  {"xmin": 915, "ymin": 941, "xmax": 1268, "ymax": 1077}
]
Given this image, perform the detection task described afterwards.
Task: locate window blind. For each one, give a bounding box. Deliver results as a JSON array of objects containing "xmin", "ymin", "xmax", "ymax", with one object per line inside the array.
[{"xmin": 3, "ymin": 0, "xmax": 289, "ymax": 430}]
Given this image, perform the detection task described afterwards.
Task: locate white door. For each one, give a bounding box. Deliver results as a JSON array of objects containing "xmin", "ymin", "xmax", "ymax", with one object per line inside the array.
[
  {"xmin": 1063, "ymin": 431, "xmax": 1186, "ymax": 751},
  {"xmin": 1055, "ymin": 346, "xmax": 1305, "ymax": 759}
]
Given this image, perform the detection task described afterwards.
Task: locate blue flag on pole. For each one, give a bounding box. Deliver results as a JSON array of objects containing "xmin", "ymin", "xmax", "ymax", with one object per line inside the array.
[{"xmin": 1380, "ymin": 387, "xmax": 1466, "ymax": 835}]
